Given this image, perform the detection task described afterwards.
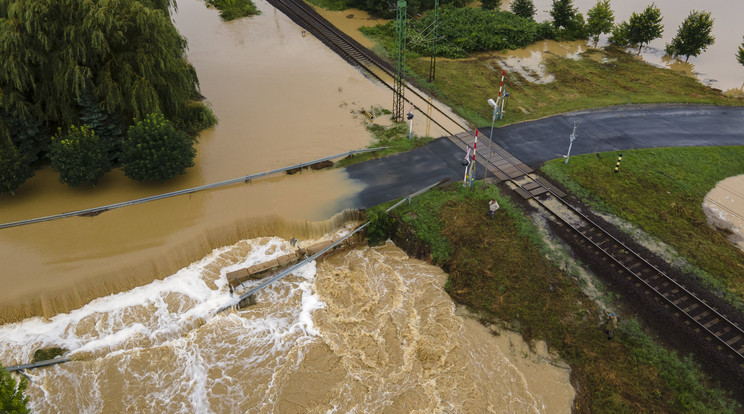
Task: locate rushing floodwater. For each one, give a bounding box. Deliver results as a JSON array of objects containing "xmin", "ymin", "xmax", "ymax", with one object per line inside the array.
[
  {"xmin": 0, "ymin": 238, "xmax": 575, "ymax": 412},
  {"xmin": 1, "ymin": 0, "xmax": 576, "ymax": 411}
]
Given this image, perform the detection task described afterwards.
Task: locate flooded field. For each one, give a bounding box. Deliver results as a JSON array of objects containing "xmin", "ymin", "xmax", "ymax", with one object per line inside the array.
[{"xmin": 506, "ymin": 0, "xmax": 744, "ymax": 92}]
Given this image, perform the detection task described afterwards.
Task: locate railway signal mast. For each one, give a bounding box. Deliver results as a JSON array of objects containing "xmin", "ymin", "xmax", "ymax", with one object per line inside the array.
[{"xmin": 393, "ymin": 0, "xmax": 407, "ymax": 122}]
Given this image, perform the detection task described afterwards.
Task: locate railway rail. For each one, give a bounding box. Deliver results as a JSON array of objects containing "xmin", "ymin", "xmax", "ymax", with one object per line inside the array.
[{"xmin": 269, "ymin": 0, "xmax": 744, "ymax": 367}]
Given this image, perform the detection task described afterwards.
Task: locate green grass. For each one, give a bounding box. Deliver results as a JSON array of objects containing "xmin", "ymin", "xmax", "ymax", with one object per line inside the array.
[
  {"xmin": 375, "ymin": 182, "xmax": 740, "ymax": 413},
  {"xmin": 335, "ymin": 110, "xmax": 433, "ymax": 168},
  {"xmin": 205, "ymin": 0, "xmax": 259, "ymax": 20},
  {"xmin": 304, "ymin": 0, "xmax": 350, "ymax": 11},
  {"xmin": 357, "ymin": 20, "xmax": 743, "ymax": 126},
  {"xmin": 542, "ymin": 147, "xmax": 744, "ymax": 309},
  {"xmin": 408, "ymin": 47, "xmax": 742, "ymax": 127}
]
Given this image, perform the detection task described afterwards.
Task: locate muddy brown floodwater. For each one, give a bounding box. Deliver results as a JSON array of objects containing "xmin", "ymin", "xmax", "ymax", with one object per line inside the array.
[
  {"xmin": 0, "ymin": 0, "xmax": 396, "ymax": 321},
  {"xmin": 1, "ymin": 0, "xmax": 578, "ymax": 411}
]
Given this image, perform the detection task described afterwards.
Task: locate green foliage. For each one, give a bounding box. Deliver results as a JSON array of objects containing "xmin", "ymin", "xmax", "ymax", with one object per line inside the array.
[
  {"xmin": 205, "ymin": 0, "xmax": 260, "ymax": 20},
  {"xmin": 304, "ymin": 0, "xmax": 350, "ymax": 11},
  {"xmin": 626, "ymin": 3, "xmax": 664, "ymax": 54},
  {"xmin": 0, "ymin": 0, "xmax": 215, "ymax": 150},
  {"xmin": 0, "ymin": 111, "xmax": 50, "ymax": 164},
  {"xmin": 347, "ymin": 0, "xmax": 466, "ymax": 19},
  {"xmin": 510, "ymin": 0, "xmax": 535, "ymax": 20},
  {"xmin": 549, "ymin": 0, "xmax": 585, "ymax": 40},
  {"xmin": 50, "ymin": 125, "xmax": 111, "ymax": 187},
  {"xmin": 0, "ymin": 369, "xmax": 30, "ymax": 414},
  {"xmin": 738, "ymin": 37, "xmax": 744, "ymax": 67},
  {"xmin": 665, "ymin": 10, "xmax": 714, "ymax": 62},
  {"xmin": 550, "ymin": 0, "xmax": 576, "ymax": 29},
  {"xmin": 121, "ymin": 113, "xmax": 196, "ymax": 182},
  {"xmin": 609, "ymin": 20, "xmax": 631, "ymax": 46},
  {"xmin": 586, "ymin": 0, "xmax": 614, "ymax": 46},
  {"xmin": 32, "ymin": 347, "xmax": 67, "ymax": 363},
  {"xmin": 0, "ymin": 142, "xmax": 34, "ymax": 195},
  {"xmin": 480, "ymin": 0, "xmax": 501, "ymax": 11},
  {"xmin": 406, "ymin": 8, "xmax": 547, "ymax": 58},
  {"xmin": 334, "ymin": 113, "xmax": 432, "ymax": 168},
  {"xmin": 77, "ymin": 93, "xmax": 127, "ymax": 163},
  {"xmin": 365, "ymin": 207, "xmax": 395, "ymax": 245}
]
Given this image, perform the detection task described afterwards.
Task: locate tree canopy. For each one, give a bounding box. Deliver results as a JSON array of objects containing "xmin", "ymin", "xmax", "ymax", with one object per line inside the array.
[
  {"xmin": 626, "ymin": 3, "xmax": 663, "ymax": 54},
  {"xmin": 738, "ymin": 37, "xmax": 744, "ymax": 67},
  {"xmin": 510, "ymin": 0, "xmax": 535, "ymax": 20},
  {"xmin": 480, "ymin": 0, "xmax": 501, "ymax": 11},
  {"xmin": 665, "ymin": 10, "xmax": 714, "ymax": 62},
  {"xmin": 50, "ymin": 125, "xmax": 111, "ymax": 187},
  {"xmin": 347, "ymin": 0, "xmax": 467, "ymax": 18},
  {"xmin": 0, "ymin": 369, "xmax": 29, "ymax": 414},
  {"xmin": 550, "ymin": 0, "xmax": 577, "ymax": 29},
  {"xmin": 120, "ymin": 113, "xmax": 196, "ymax": 182},
  {"xmin": 0, "ymin": 0, "xmax": 215, "ymax": 160},
  {"xmin": 586, "ymin": 0, "xmax": 614, "ymax": 46}
]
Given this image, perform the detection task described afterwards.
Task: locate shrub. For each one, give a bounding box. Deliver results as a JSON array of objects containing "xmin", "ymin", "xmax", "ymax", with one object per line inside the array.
[
  {"xmin": 121, "ymin": 113, "xmax": 196, "ymax": 182},
  {"xmin": 0, "ymin": 143, "xmax": 34, "ymax": 195},
  {"xmin": 50, "ymin": 125, "xmax": 111, "ymax": 187},
  {"xmin": 0, "ymin": 369, "xmax": 29, "ymax": 414}
]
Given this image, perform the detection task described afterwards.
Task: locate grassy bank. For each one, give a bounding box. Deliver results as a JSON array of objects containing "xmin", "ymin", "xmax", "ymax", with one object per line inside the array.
[
  {"xmin": 356, "ymin": 19, "xmax": 743, "ymax": 127},
  {"xmin": 408, "ymin": 47, "xmax": 743, "ymax": 127},
  {"xmin": 542, "ymin": 147, "xmax": 744, "ymax": 310},
  {"xmin": 205, "ymin": 0, "xmax": 259, "ymax": 20},
  {"xmin": 335, "ymin": 109, "xmax": 433, "ymax": 168},
  {"xmin": 369, "ymin": 183, "xmax": 739, "ymax": 412}
]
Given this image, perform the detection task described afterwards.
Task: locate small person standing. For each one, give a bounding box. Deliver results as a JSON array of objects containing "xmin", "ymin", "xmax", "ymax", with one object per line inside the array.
[
  {"xmin": 604, "ymin": 313, "xmax": 618, "ymax": 340},
  {"xmin": 488, "ymin": 199, "xmax": 500, "ymax": 219}
]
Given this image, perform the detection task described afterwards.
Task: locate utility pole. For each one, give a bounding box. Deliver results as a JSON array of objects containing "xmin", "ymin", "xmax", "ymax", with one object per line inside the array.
[
  {"xmin": 428, "ymin": 0, "xmax": 439, "ymax": 82},
  {"xmin": 393, "ymin": 0, "xmax": 407, "ymax": 122}
]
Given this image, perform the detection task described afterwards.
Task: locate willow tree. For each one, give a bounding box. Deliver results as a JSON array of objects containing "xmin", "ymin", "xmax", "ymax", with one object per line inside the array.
[{"xmin": 0, "ymin": 0, "xmax": 214, "ymax": 159}]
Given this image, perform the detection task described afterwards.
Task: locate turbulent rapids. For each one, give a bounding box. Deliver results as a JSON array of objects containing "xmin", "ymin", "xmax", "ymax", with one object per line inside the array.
[
  {"xmin": 1, "ymin": 0, "xmax": 576, "ymax": 410},
  {"xmin": 1, "ymin": 235, "xmax": 574, "ymax": 412}
]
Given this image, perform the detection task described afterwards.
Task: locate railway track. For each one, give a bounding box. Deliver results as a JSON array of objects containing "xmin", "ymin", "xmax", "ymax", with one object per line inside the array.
[{"xmin": 268, "ymin": 0, "xmax": 744, "ymax": 367}]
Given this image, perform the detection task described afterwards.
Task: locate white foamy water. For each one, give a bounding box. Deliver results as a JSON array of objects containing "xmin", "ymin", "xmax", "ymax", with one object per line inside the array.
[{"xmin": 1, "ymin": 237, "xmax": 574, "ymax": 412}]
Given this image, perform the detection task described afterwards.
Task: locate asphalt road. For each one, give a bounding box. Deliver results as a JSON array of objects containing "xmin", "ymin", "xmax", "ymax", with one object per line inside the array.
[{"xmin": 346, "ymin": 104, "xmax": 744, "ymax": 209}]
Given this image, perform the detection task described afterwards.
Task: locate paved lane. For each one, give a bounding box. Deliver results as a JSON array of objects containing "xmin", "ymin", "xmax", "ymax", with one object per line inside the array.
[{"xmin": 348, "ymin": 104, "xmax": 744, "ymax": 208}]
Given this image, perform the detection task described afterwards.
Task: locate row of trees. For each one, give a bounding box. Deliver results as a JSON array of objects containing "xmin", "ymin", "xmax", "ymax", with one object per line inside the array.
[
  {"xmin": 0, "ymin": 0, "xmax": 217, "ymax": 195},
  {"xmin": 2, "ymin": 113, "xmax": 197, "ymax": 193}
]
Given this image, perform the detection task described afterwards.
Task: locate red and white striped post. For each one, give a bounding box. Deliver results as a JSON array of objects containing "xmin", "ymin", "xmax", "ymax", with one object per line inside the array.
[{"xmin": 468, "ymin": 129, "xmax": 478, "ymax": 187}]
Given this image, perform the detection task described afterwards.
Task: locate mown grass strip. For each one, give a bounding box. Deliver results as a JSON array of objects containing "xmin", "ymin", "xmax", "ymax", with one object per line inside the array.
[{"xmin": 542, "ymin": 147, "xmax": 744, "ymax": 309}]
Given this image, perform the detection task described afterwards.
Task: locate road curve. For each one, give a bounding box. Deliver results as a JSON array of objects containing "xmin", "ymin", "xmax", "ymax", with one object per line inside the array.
[{"xmin": 348, "ymin": 104, "xmax": 744, "ymax": 209}]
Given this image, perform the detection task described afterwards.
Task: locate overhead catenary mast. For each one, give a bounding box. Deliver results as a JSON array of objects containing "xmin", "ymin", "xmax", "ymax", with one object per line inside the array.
[{"xmin": 393, "ymin": 0, "xmax": 407, "ymax": 122}]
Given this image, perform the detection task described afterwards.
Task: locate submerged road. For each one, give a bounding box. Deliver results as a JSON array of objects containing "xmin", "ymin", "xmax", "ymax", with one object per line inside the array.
[{"xmin": 347, "ymin": 104, "xmax": 744, "ymax": 208}]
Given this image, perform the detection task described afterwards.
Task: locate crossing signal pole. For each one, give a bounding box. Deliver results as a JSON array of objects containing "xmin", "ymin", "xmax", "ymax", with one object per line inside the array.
[{"xmin": 393, "ymin": 0, "xmax": 407, "ymax": 122}]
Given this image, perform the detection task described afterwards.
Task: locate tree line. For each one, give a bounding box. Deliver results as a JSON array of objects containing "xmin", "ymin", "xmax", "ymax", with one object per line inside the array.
[
  {"xmin": 359, "ymin": 0, "xmax": 744, "ymax": 75},
  {"xmin": 0, "ymin": 0, "xmax": 217, "ymax": 195}
]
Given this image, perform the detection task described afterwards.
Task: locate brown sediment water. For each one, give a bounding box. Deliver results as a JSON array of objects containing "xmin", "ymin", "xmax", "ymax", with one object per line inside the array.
[
  {"xmin": 0, "ymin": 0, "xmax": 399, "ymax": 321},
  {"xmin": 502, "ymin": 0, "xmax": 744, "ymax": 91},
  {"xmin": 704, "ymin": 175, "xmax": 744, "ymax": 251},
  {"xmin": 2, "ymin": 241, "xmax": 574, "ymax": 412}
]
